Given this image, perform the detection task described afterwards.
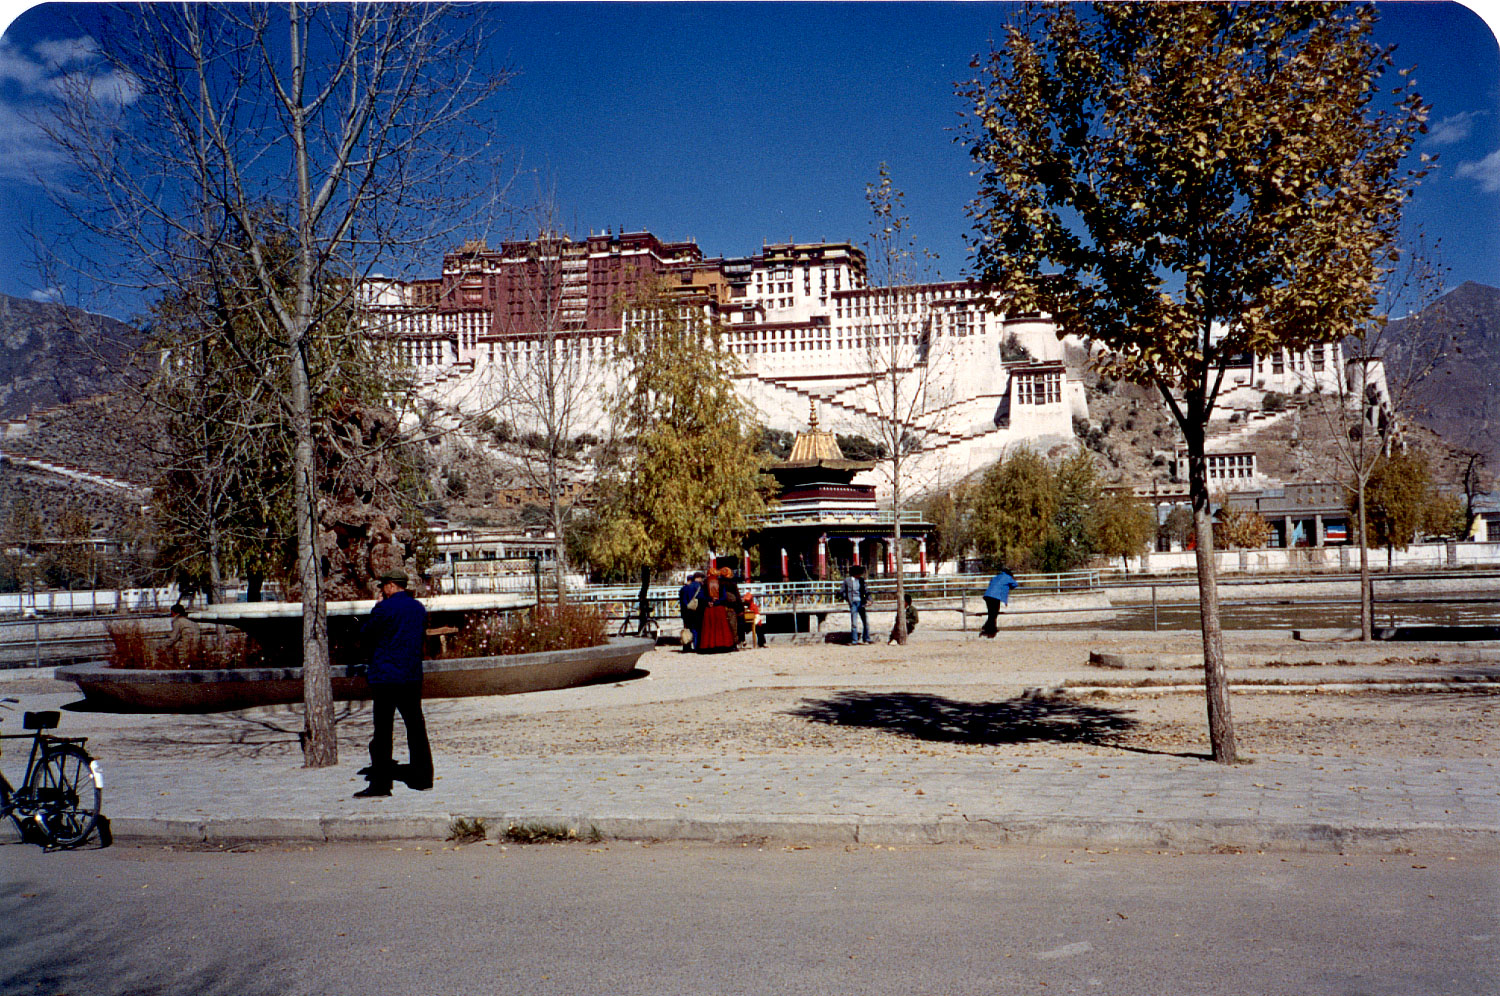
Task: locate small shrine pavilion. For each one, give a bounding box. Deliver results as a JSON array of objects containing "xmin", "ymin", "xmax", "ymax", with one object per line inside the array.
[{"xmin": 744, "ymin": 405, "xmax": 935, "ymax": 582}]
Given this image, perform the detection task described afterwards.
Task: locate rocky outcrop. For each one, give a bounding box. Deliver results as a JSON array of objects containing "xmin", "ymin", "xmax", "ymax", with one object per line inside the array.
[{"xmin": 313, "ymin": 402, "xmax": 430, "ymax": 601}]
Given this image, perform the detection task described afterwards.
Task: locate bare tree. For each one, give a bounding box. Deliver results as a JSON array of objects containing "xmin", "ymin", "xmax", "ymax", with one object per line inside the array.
[
  {"xmin": 860, "ymin": 164, "xmax": 950, "ymax": 645},
  {"xmin": 488, "ymin": 197, "xmax": 598, "ymax": 603},
  {"xmin": 1307, "ymin": 236, "xmax": 1449, "ymax": 639},
  {"xmin": 39, "ymin": 4, "xmax": 508, "ymax": 767}
]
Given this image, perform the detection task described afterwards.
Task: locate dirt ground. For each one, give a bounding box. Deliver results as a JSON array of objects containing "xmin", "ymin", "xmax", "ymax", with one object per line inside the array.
[
  {"xmin": 425, "ymin": 687, "xmax": 1498, "ymax": 761},
  {"xmin": 38, "ymin": 632, "xmax": 1496, "ymax": 763}
]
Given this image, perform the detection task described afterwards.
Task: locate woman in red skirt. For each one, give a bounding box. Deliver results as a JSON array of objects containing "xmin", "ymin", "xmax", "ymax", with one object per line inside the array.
[{"xmin": 697, "ymin": 568, "xmax": 740, "ymax": 653}]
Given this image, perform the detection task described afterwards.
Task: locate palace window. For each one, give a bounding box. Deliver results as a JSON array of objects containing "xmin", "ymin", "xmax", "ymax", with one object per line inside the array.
[
  {"xmin": 1206, "ymin": 453, "xmax": 1256, "ymax": 481},
  {"xmin": 1014, "ymin": 370, "xmax": 1062, "ymax": 405}
]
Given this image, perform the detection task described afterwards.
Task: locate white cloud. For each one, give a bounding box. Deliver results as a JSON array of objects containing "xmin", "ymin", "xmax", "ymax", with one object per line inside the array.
[
  {"xmin": 1427, "ymin": 110, "xmax": 1483, "ymax": 146},
  {"xmin": 49, "ymin": 67, "xmax": 140, "ymax": 107},
  {"xmin": 1455, "ymin": 149, "xmax": 1500, "ymax": 193},
  {"xmin": 0, "ymin": 41, "xmax": 47, "ymax": 88},
  {"xmin": 0, "ymin": 101, "xmax": 64, "ymax": 181},
  {"xmin": 29, "ymin": 286, "xmax": 63, "ymax": 303},
  {"xmin": 32, "ymin": 37, "xmax": 99, "ymax": 70},
  {"xmin": 0, "ymin": 34, "xmax": 137, "ymax": 183}
]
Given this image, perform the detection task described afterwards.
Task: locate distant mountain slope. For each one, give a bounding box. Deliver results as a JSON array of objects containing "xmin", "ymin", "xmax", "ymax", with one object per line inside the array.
[
  {"xmin": 1384, "ymin": 281, "xmax": 1500, "ymax": 465},
  {"xmin": 0, "ymin": 294, "xmax": 146, "ymax": 418}
]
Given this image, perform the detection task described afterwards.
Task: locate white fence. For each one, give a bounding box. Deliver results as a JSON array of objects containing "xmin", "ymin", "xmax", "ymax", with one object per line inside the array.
[{"xmin": 0, "ymin": 587, "xmax": 179, "ymax": 616}]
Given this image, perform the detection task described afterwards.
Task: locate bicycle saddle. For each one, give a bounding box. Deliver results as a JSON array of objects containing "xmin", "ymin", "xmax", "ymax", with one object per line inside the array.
[{"xmin": 23, "ymin": 711, "xmax": 60, "ymax": 731}]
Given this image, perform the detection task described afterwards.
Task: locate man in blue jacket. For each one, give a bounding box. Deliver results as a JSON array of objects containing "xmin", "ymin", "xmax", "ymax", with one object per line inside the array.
[
  {"xmin": 979, "ymin": 568, "xmax": 1018, "ymax": 638},
  {"xmin": 355, "ymin": 568, "xmax": 432, "ymax": 798}
]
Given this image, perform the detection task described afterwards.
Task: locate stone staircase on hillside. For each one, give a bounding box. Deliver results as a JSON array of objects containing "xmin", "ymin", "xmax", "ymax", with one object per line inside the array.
[
  {"xmin": 754, "ymin": 374, "xmax": 1004, "ymax": 449},
  {"xmin": 0, "ymin": 450, "xmax": 150, "ymax": 498}
]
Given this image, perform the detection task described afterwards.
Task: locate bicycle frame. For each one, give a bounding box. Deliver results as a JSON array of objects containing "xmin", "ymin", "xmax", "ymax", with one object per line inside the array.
[{"xmin": 1, "ymin": 731, "xmax": 44, "ymax": 820}]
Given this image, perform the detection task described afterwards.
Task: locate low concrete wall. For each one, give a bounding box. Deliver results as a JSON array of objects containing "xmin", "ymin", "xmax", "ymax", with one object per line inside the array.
[
  {"xmin": 54, "ymin": 637, "xmax": 654, "ymax": 713},
  {"xmin": 1109, "ymin": 574, "xmax": 1500, "ymax": 606},
  {"xmin": 1125, "ymin": 541, "xmax": 1500, "ymax": 575}
]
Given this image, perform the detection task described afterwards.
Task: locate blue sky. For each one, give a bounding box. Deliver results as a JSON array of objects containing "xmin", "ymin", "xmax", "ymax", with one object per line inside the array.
[{"xmin": 1, "ymin": 2, "xmax": 1497, "ymax": 320}]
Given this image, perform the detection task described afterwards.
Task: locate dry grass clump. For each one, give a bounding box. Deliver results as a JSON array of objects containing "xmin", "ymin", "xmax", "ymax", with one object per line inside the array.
[
  {"xmin": 106, "ymin": 621, "xmax": 250, "ymax": 670},
  {"xmin": 442, "ymin": 602, "xmax": 608, "ymax": 659}
]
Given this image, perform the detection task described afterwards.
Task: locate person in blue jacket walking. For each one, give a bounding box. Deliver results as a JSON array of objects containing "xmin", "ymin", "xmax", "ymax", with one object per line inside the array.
[
  {"xmin": 354, "ymin": 568, "xmax": 432, "ymax": 798},
  {"xmin": 979, "ymin": 568, "xmax": 1017, "ymax": 638}
]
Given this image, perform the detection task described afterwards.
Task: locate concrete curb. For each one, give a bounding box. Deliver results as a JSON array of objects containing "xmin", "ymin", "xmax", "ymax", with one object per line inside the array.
[{"xmin": 104, "ymin": 811, "xmax": 1500, "ymax": 854}]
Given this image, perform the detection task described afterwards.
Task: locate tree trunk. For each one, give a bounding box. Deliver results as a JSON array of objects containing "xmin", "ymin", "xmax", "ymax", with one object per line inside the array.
[
  {"xmin": 1186, "ymin": 425, "xmax": 1237, "ymax": 764},
  {"xmin": 891, "ymin": 451, "xmax": 908, "ymax": 645},
  {"xmin": 638, "ymin": 564, "xmax": 651, "ymax": 636},
  {"xmin": 293, "ymin": 344, "xmax": 336, "ymax": 768},
  {"xmin": 1357, "ymin": 476, "xmax": 1372, "ymax": 641}
]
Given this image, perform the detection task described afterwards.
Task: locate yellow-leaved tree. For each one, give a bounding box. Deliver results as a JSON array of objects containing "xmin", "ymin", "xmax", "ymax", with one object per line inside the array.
[{"xmin": 960, "ymin": 3, "xmax": 1428, "ymax": 762}]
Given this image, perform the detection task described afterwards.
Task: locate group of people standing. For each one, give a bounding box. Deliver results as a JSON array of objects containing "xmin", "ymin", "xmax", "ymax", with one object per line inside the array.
[{"xmin": 677, "ymin": 567, "xmax": 765, "ymax": 653}]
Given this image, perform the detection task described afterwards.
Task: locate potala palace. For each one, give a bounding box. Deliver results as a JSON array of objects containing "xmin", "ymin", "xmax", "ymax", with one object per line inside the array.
[{"xmin": 361, "ymin": 230, "xmax": 1382, "ymax": 497}]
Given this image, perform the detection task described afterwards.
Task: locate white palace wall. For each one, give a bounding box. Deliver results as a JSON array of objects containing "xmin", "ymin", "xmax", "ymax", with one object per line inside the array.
[{"xmin": 383, "ymin": 278, "xmax": 1090, "ymax": 498}]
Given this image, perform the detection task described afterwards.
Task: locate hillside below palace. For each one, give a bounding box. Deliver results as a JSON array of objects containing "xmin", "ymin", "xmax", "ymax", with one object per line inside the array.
[{"xmin": 361, "ymin": 230, "xmax": 1378, "ymax": 497}]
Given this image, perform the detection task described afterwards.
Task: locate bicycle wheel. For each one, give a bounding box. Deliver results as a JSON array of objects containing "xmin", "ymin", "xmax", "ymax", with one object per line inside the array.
[{"xmin": 26, "ymin": 744, "xmax": 100, "ymax": 848}]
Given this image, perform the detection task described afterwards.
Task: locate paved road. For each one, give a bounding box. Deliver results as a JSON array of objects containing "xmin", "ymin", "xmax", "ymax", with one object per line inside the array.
[{"xmin": 3, "ymin": 840, "xmax": 1495, "ymax": 996}]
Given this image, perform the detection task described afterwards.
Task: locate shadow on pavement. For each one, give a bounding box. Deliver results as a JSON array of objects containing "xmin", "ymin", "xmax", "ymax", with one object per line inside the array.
[
  {"xmin": 789, "ymin": 689, "xmax": 1153, "ymax": 749},
  {"xmin": 105, "ymin": 701, "xmax": 371, "ymax": 758}
]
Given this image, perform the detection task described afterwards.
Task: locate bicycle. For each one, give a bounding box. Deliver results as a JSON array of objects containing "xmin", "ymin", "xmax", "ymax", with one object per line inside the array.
[
  {"xmin": 1, "ymin": 696, "xmax": 102, "ymax": 849},
  {"xmin": 615, "ymin": 610, "xmax": 660, "ymax": 640}
]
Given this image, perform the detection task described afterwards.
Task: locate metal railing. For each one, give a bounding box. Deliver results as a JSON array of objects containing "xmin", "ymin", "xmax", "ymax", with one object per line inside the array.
[
  {"xmin": 572, "ymin": 569, "xmax": 1102, "ymax": 610},
  {"xmin": 749, "ymin": 509, "xmax": 928, "ymax": 527}
]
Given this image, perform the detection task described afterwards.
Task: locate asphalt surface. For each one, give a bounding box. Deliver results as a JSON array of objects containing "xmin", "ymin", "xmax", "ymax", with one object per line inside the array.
[
  {"xmin": 3, "ymin": 629, "xmax": 1497, "ymax": 854},
  {"xmin": 6, "ymin": 842, "xmax": 1495, "ymax": 996}
]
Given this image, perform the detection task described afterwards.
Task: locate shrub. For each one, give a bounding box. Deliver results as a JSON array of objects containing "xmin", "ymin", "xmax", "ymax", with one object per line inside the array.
[
  {"xmin": 442, "ymin": 601, "xmax": 608, "ymax": 658},
  {"xmin": 106, "ymin": 621, "xmax": 252, "ymax": 670},
  {"xmin": 106, "ymin": 621, "xmax": 160, "ymax": 669}
]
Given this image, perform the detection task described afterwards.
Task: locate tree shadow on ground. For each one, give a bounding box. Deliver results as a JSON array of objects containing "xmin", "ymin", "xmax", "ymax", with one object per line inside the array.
[
  {"xmin": 789, "ymin": 689, "xmax": 1196, "ymax": 754},
  {"xmin": 107, "ymin": 701, "xmax": 371, "ymax": 758}
]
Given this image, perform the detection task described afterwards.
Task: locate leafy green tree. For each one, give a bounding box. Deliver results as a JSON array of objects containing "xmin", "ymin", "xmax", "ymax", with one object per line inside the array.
[
  {"xmin": 1213, "ymin": 495, "xmax": 1271, "ymax": 551},
  {"xmin": 1423, "ymin": 491, "xmax": 1467, "ymax": 541},
  {"xmin": 1357, "ymin": 450, "xmax": 1431, "ymax": 567},
  {"xmin": 961, "ymin": 3, "xmax": 1428, "ymax": 761},
  {"xmin": 43, "ymin": 501, "xmax": 98, "ymax": 590},
  {"xmin": 588, "ymin": 278, "xmax": 776, "ymax": 629},
  {"xmin": 968, "ymin": 449, "xmax": 1057, "ymax": 570},
  {"xmin": 918, "ymin": 488, "xmax": 972, "ymax": 566},
  {"xmin": 2, "ymin": 498, "xmax": 45, "ymax": 595},
  {"xmin": 1091, "ymin": 492, "xmax": 1157, "ymax": 574},
  {"xmin": 1160, "ymin": 505, "xmax": 1195, "ymax": 551},
  {"xmin": 1051, "ymin": 450, "xmax": 1101, "ymax": 570},
  {"xmin": 145, "ymin": 224, "xmax": 420, "ymax": 605}
]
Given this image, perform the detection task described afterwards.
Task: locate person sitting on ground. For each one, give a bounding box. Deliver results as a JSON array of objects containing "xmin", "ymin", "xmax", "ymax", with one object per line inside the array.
[
  {"xmin": 164, "ymin": 602, "xmax": 200, "ymax": 666},
  {"xmin": 888, "ymin": 593, "xmax": 918, "ymax": 645},
  {"xmin": 741, "ymin": 589, "xmax": 766, "ymax": 648}
]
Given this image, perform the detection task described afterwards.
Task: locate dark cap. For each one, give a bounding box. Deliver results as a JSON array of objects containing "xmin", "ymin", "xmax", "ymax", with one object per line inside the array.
[{"xmin": 378, "ymin": 568, "xmax": 408, "ymax": 585}]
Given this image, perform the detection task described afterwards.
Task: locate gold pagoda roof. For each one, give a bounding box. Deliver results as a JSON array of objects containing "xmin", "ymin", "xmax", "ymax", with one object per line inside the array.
[{"xmin": 779, "ymin": 401, "xmax": 874, "ymax": 473}]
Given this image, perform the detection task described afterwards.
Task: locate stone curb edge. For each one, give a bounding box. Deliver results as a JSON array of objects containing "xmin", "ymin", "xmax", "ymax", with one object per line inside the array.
[{"xmin": 103, "ymin": 813, "xmax": 1500, "ymax": 855}]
